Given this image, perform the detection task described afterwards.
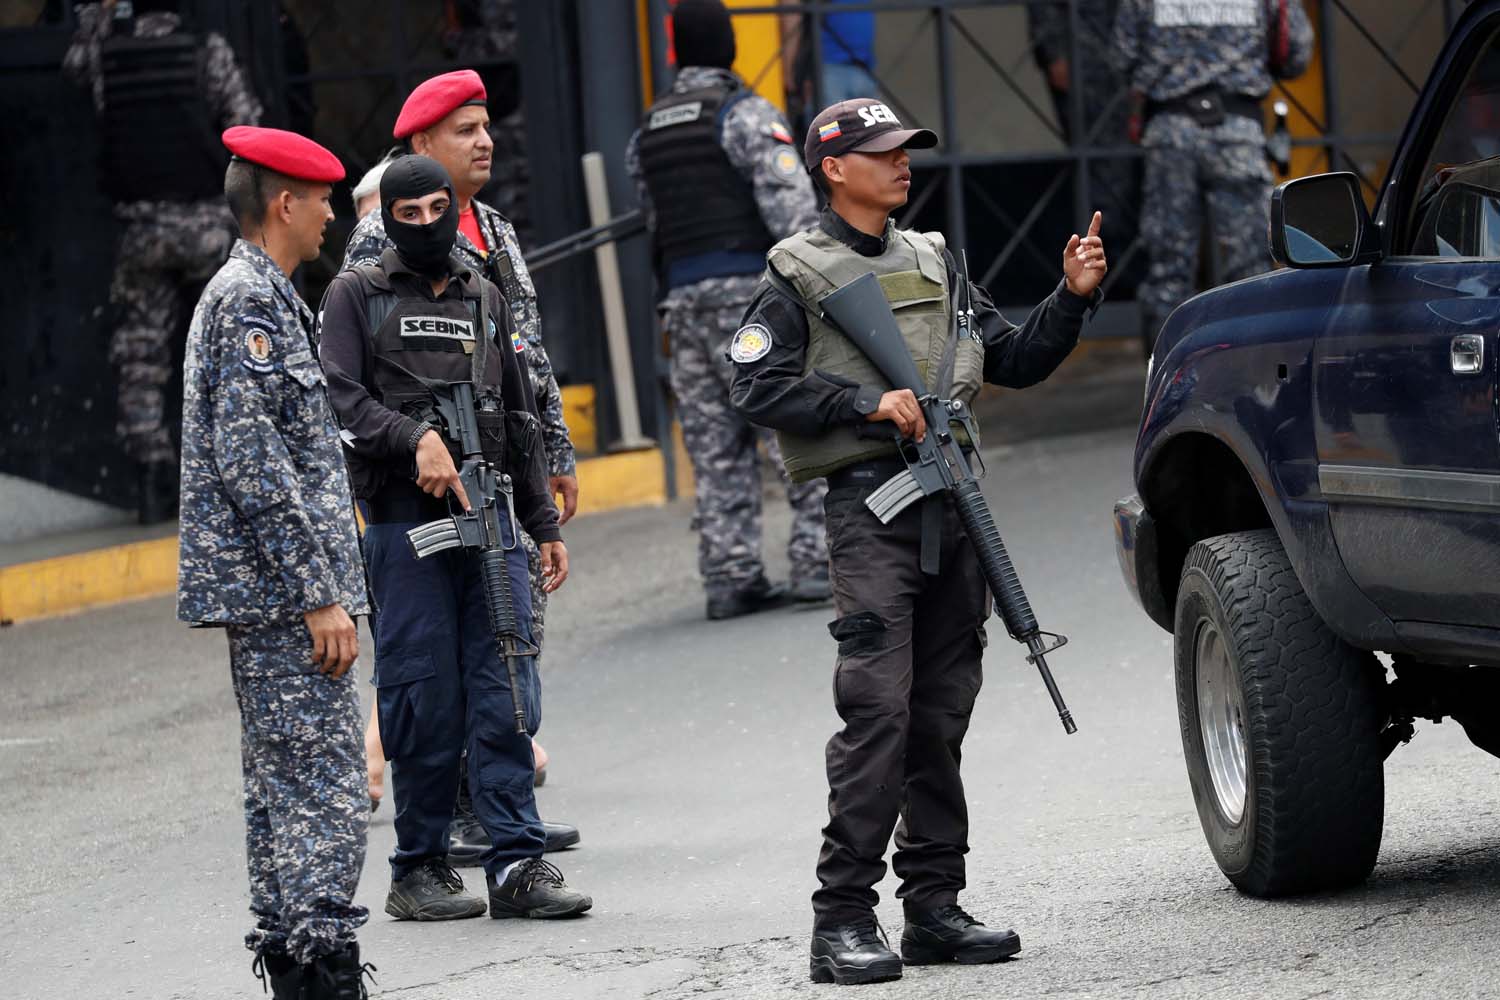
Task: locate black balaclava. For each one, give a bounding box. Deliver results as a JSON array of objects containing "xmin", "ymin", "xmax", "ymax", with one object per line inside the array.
[
  {"xmin": 673, "ymin": 0, "xmax": 735, "ymax": 70},
  {"xmin": 380, "ymin": 155, "xmax": 460, "ymax": 279}
]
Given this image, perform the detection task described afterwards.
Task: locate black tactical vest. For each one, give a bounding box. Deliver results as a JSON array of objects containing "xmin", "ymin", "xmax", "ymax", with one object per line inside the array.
[
  {"xmin": 98, "ymin": 32, "xmax": 225, "ymax": 203},
  {"xmin": 636, "ymin": 82, "xmax": 776, "ymax": 289},
  {"xmin": 344, "ymin": 255, "xmax": 515, "ymax": 500}
]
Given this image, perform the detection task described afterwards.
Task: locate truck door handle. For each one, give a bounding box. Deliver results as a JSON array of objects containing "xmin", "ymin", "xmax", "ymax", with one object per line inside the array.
[{"xmin": 1451, "ymin": 333, "xmax": 1485, "ymax": 374}]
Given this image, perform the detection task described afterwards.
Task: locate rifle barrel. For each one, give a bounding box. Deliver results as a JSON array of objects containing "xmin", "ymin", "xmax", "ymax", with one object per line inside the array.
[
  {"xmin": 479, "ymin": 548, "xmax": 529, "ymax": 735},
  {"xmin": 951, "ymin": 478, "xmax": 1078, "ymax": 734}
]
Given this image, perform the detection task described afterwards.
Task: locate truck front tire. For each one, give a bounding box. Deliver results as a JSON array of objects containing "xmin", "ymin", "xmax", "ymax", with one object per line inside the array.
[{"xmin": 1175, "ymin": 530, "xmax": 1385, "ymax": 896}]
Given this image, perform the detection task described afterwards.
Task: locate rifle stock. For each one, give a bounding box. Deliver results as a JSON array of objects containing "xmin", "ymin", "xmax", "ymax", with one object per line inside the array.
[{"xmin": 819, "ymin": 273, "xmax": 1078, "ymax": 735}]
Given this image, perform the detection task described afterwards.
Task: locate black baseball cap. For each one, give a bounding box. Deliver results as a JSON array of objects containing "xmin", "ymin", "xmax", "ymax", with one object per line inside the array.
[{"xmin": 803, "ymin": 98, "xmax": 938, "ymax": 177}]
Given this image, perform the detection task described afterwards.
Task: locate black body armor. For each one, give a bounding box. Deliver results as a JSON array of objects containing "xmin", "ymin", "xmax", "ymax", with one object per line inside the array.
[
  {"xmin": 345, "ymin": 254, "xmax": 516, "ymax": 501},
  {"xmin": 98, "ymin": 32, "xmax": 225, "ymax": 203},
  {"xmin": 636, "ymin": 82, "xmax": 775, "ymax": 289}
]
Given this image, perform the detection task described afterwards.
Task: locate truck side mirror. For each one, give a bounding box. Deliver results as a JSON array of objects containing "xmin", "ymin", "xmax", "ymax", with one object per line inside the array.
[{"xmin": 1270, "ymin": 172, "xmax": 1377, "ymax": 268}]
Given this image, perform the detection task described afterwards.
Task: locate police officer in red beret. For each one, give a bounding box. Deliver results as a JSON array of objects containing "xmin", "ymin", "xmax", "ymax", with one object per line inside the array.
[
  {"xmin": 177, "ymin": 126, "xmax": 374, "ymax": 1000},
  {"xmin": 343, "ymin": 68, "xmax": 583, "ymax": 870}
]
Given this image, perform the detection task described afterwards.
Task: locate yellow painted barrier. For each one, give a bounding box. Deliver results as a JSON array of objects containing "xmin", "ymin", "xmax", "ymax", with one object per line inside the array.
[
  {"xmin": 561, "ymin": 384, "xmax": 599, "ymax": 456},
  {"xmin": 0, "ymin": 535, "xmax": 178, "ymax": 625}
]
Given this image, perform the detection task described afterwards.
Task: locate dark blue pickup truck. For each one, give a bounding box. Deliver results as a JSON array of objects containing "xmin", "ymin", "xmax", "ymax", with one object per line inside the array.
[{"xmin": 1114, "ymin": 1, "xmax": 1500, "ymax": 898}]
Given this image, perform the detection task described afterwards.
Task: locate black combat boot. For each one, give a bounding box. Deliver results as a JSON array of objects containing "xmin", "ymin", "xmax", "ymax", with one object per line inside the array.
[
  {"xmin": 137, "ymin": 460, "xmax": 179, "ymax": 525},
  {"xmin": 789, "ymin": 565, "xmax": 832, "ymax": 602},
  {"xmin": 250, "ymin": 945, "xmax": 301, "ymax": 999},
  {"xmin": 301, "ymin": 942, "xmax": 376, "ymax": 1000},
  {"xmin": 810, "ymin": 917, "xmax": 902, "ymax": 985},
  {"xmin": 385, "ymin": 859, "xmax": 488, "ymax": 920},
  {"xmin": 487, "ymin": 858, "xmax": 592, "ymax": 918},
  {"xmin": 448, "ymin": 810, "xmax": 580, "ymax": 865},
  {"xmin": 900, "ymin": 903, "xmax": 1022, "ymax": 965},
  {"xmin": 706, "ymin": 574, "xmax": 791, "ymax": 620},
  {"xmin": 445, "ymin": 805, "xmax": 489, "ymax": 868}
]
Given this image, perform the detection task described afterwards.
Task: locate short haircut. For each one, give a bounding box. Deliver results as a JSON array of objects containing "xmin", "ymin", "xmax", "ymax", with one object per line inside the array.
[{"xmin": 223, "ymin": 159, "xmax": 308, "ymax": 231}]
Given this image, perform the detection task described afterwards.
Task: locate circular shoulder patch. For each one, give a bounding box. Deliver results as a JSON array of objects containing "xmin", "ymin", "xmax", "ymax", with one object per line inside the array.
[
  {"xmin": 730, "ymin": 323, "xmax": 774, "ymax": 364},
  {"xmin": 770, "ymin": 147, "xmax": 801, "ymax": 182},
  {"xmin": 243, "ymin": 329, "xmax": 275, "ymax": 373}
]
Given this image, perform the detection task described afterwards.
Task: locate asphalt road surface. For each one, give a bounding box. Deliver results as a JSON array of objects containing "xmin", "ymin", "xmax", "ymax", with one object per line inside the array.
[{"xmin": 4, "ymin": 427, "xmax": 1498, "ymax": 999}]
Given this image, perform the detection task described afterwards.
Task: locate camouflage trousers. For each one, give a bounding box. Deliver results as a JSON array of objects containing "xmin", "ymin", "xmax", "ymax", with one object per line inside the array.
[
  {"xmin": 227, "ymin": 621, "xmax": 369, "ymax": 966},
  {"xmin": 110, "ymin": 198, "xmax": 237, "ymax": 464},
  {"xmin": 520, "ymin": 528, "xmax": 547, "ymax": 656},
  {"xmin": 1138, "ymin": 114, "xmax": 1272, "ymax": 341},
  {"xmin": 664, "ymin": 278, "xmax": 829, "ymax": 593}
]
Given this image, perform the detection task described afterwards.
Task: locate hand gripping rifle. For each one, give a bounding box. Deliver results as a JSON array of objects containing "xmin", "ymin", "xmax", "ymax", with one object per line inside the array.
[
  {"xmin": 815, "ymin": 267, "xmax": 1078, "ymax": 735},
  {"xmin": 404, "ymin": 381, "xmax": 537, "ymax": 735}
]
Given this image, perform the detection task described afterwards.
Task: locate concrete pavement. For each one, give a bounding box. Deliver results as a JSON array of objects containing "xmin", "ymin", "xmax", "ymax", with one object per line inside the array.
[{"xmin": 3, "ymin": 427, "xmax": 1498, "ymax": 998}]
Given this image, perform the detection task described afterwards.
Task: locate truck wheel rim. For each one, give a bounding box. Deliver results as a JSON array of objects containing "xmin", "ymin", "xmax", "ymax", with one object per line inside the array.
[{"xmin": 1196, "ymin": 622, "xmax": 1248, "ymax": 824}]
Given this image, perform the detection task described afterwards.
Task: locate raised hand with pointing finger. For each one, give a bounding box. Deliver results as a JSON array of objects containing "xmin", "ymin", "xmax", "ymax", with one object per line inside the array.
[{"xmin": 1064, "ymin": 211, "xmax": 1108, "ymax": 298}]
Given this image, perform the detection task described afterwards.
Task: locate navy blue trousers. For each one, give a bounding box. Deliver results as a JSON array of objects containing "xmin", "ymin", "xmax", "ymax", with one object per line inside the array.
[{"xmin": 363, "ymin": 521, "xmax": 544, "ymax": 878}]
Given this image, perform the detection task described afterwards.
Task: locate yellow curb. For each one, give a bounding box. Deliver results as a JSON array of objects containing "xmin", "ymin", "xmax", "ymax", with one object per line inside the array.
[{"xmin": 0, "ymin": 535, "xmax": 178, "ymax": 625}]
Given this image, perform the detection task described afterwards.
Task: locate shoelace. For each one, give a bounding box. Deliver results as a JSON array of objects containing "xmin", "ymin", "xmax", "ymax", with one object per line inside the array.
[
  {"xmin": 934, "ymin": 903, "xmax": 982, "ymax": 928},
  {"xmin": 514, "ymin": 857, "xmax": 567, "ymax": 891},
  {"xmin": 423, "ymin": 859, "xmax": 466, "ymax": 893},
  {"xmin": 308, "ymin": 957, "xmax": 378, "ymax": 1000},
  {"xmin": 249, "ymin": 951, "xmax": 270, "ymax": 994},
  {"xmin": 846, "ymin": 917, "xmax": 891, "ymax": 950}
]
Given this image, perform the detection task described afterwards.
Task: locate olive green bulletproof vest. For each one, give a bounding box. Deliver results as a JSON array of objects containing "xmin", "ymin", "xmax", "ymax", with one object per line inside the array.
[{"xmin": 768, "ymin": 223, "xmax": 984, "ymax": 483}]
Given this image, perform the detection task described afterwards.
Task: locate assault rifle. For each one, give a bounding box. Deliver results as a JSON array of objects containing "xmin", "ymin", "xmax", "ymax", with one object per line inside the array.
[
  {"xmin": 816, "ymin": 267, "xmax": 1078, "ymax": 735},
  {"xmin": 404, "ymin": 381, "xmax": 536, "ymax": 735}
]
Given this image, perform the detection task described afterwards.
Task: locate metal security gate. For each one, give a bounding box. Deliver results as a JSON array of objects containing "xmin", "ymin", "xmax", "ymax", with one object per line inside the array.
[
  {"xmin": 640, "ymin": 0, "xmax": 1463, "ymax": 334},
  {"xmin": 0, "ymin": 0, "xmax": 1468, "ymax": 501}
]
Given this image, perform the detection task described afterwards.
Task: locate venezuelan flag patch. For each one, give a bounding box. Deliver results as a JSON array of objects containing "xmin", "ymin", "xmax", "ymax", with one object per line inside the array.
[
  {"xmin": 511, "ymin": 329, "xmax": 525, "ymax": 353},
  {"xmin": 818, "ymin": 120, "xmax": 842, "ymax": 142},
  {"xmin": 769, "ymin": 121, "xmax": 794, "ymax": 144}
]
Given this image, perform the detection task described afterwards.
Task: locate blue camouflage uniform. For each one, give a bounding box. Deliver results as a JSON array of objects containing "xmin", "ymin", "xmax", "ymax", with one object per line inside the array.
[
  {"xmin": 1111, "ymin": 0, "xmax": 1314, "ymax": 340},
  {"xmin": 343, "ymin": 200, "xmax": 572, "ymax": 652},
  {"xmin": 177, "ymin": 239, "xmax": 370, "ymax": 966},
  {"xmin": 625, "ymin": 65, "xmax": 829, "ymax": 598}
]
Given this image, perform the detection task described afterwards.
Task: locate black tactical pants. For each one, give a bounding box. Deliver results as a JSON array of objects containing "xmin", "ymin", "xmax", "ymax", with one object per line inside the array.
[{"xmin": 814, "ymin": 482, "xmax": 989, "ymax": 927}]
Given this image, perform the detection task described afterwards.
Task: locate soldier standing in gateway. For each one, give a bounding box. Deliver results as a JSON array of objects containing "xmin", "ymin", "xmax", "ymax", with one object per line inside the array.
[
  {"xmin": 177, "ymin": 126, "xmax": 372, "ymax": 1000},
  {"xmin": 342, "ymin": 70, "xmax": 581, "ymax": 862},
  {"xmin": 730, "ymin": 98, "xmax": 1107, "ymax": 985},
  {"xmin": 1111, "ymin": 0, "xmax": 1313, "ymax": 345},
  {"xmin": 64, "ymin": 0, "xmax": 262, "ymax": 523},
  {"xmin": 625, "ymin": 0, "xmax": 830, "ymax": 620}
]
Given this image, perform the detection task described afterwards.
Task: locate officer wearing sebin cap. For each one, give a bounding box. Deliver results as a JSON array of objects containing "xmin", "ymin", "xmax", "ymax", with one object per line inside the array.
[
  {"xmin": 730, "ymin": 98, "xmax": 1109, "ymax": 985},
  {"xmin": 177, "ymin": 126, "xmax": 374, "ymax": 999}
]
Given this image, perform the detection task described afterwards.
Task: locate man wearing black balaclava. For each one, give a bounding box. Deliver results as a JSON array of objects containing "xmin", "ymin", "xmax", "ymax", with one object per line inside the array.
[
  {"xmin": 625, "ymin": 0, "xmax": 830, "ymax": 621},
  {"xmin": 318, "ymin": 155, "xmax": 594, "ymax": 923}
]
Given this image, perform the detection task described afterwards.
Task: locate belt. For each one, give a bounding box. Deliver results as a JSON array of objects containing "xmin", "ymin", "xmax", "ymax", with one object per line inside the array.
[
  {"xmin": 826, "ymin": 456, "xmax": 909, "ymax": 492},
  {"xmin": 366, "ymin": 487, "xmax": 449, "ymax": 524},
  {"xmin": 827, "ymin": 455, "xmax": 953, "ymax": 574},
  {"xmin": 1146, "ymin": 89, "xmax": 1262, "ymax": 124}
]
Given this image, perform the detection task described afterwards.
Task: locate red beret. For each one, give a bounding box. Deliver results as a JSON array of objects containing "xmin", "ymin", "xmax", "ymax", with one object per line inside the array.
[
  {"xmin": 393, "ymin": 70, "xmax": 488, "ymax": 139},
  {"xmin": 222, "ymin": 126, "xmax": 345, "ymax": 183}
]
